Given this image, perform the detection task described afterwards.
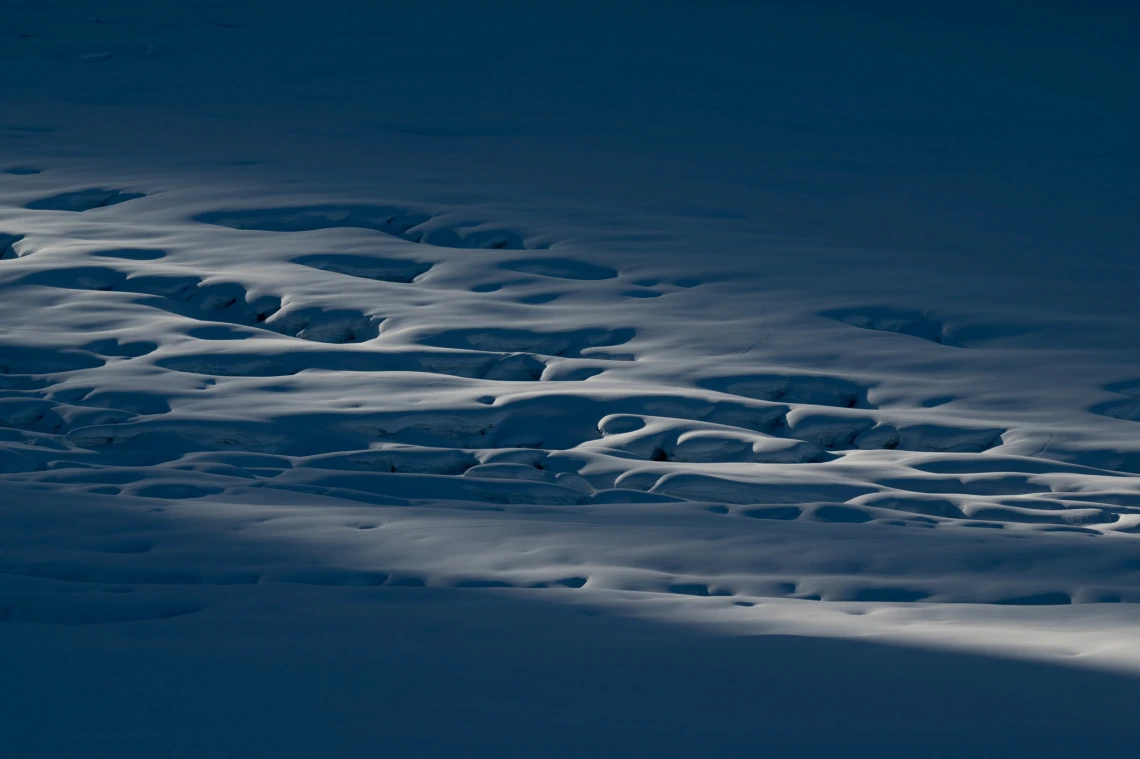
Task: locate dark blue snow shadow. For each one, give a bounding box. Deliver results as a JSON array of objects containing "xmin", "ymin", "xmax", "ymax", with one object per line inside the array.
[
  {"xmin": 196, "ymin": 205, "xmax": 548, "ymax": 251},
  {"xmin": 2, "ymin": 474, "xmax": 1138, "ymax": 757},
  {"xmin": 1092, "ymin": 381, "xmax": 1140, "ymax": 423},
  {"xmin": 819, "ymin": 307, "xmax": 1038, "ymax": 348},
  {"xmin": 25, "ymin": 189, "xmax": 145, "ymax": 212},
  {"xmin": 3, "ymin": 574, "xmax": 1138, "ymax": 759},
  {"xmin": 0, "ymin": 233, "xmax": 24, "ymax": 260}
]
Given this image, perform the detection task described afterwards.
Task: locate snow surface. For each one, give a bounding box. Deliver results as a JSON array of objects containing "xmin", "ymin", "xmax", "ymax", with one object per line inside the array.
[{"xmin": 2, "ymin": 1, "xmax": 1140, "ymax": 755}]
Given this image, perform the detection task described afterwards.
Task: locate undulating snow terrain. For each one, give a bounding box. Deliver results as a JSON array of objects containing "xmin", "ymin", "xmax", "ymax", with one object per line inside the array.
[{"xmin": 2, "ymin": 1, "xmax": 1140, "ymax": 755}]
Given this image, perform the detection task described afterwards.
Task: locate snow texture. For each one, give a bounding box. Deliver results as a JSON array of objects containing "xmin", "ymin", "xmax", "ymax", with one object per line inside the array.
[{"xmin": 2, "ymin": 1, "xmax": 1140, "ymax": 756}]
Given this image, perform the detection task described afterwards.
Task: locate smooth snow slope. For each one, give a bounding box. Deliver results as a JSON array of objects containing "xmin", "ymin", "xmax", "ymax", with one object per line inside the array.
[{"xmin": 2, "ymin": 1, "xmax": 1140, "ymax": 756}]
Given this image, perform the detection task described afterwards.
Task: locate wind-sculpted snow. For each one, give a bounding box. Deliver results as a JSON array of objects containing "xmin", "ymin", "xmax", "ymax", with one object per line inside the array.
[
  {"xmin": 2, "ymin": 2, "xmax": 1140, "ymax": 754},
  {"xmin": 4, "ymin": 171, "xmax": 1140, "ymax": 614},
  {"xmin": 2, "ymin": 170, "xmax": 1140, "ymax": 610}
]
